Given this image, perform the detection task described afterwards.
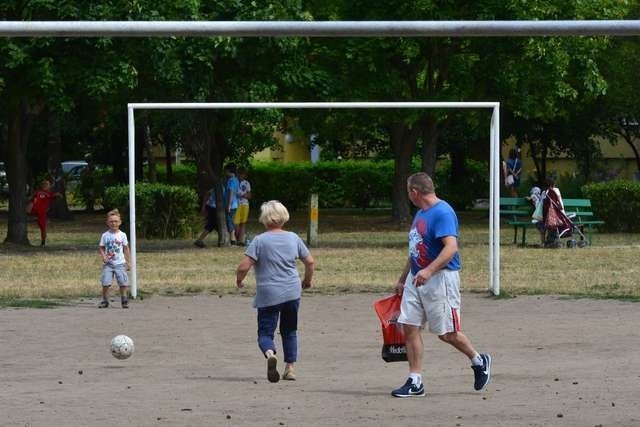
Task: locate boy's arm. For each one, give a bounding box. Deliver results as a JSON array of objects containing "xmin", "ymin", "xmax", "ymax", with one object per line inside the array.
[
  {"xmin": 99, "ymin": 246, "xmax": 108, "ymax": 263},
  {"xmin": 227, "ymin": 192, "xmax": 235, "ymax": 212},
  {"xmin": 123, "ymin": 244, "xmax": 131, "ymax": 268}
]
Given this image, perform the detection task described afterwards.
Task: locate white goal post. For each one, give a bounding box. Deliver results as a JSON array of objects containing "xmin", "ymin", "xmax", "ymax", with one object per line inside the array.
[{"xmin": 126, "ymin": 101, "xmax": 501, "ymax": 299}]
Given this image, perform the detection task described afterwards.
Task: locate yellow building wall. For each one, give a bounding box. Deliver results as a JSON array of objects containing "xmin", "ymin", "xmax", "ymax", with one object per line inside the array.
[
  {"xmin": 253, "ymin": 131, "xmax": 310, "ymax": 162},
  {"xmin": 504, "ymin": 136, "xmax": 638, "ymax": 181}
]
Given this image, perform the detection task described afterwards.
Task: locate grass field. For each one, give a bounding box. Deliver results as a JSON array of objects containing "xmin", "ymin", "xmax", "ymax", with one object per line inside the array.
[{"xmin": 1, "ymin": 208, "xmax": 639, "ymax": 305}]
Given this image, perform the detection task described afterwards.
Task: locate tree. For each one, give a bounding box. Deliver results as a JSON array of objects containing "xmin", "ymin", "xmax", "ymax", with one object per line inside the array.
[
  {"xmin": 471, "ymin": 0, "xmax": 629, "ymax": 185},
  {"xmin": 0, "ymin": 5, "xmax": 68, "ymax": 244},
  {"xmin": 300, "ymin": 0, "xmax": 489, "ymax": 223},
  {"xmin": 597, "ymin": 1, "xmax": 640, "ymax": 179}
]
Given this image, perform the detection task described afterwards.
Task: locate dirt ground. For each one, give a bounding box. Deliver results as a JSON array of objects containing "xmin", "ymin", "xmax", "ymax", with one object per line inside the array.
[{"xmin": 1, "ymin": 293, "xmax": 638, "ymax": 427}]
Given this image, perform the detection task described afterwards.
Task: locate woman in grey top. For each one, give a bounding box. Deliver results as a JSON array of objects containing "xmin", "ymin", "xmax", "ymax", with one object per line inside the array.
[{"xmin": 236, "ymin": 200, "xmax": 314, "ymax": 383}]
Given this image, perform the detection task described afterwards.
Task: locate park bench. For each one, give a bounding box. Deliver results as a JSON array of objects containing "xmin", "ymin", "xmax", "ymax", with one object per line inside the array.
[
  {"xmin": 499, "ymin": 197, "xmax": 535, "ymax": 246},
  {"xmin": 499, "ymin": 197, "xmax": 605, "ymax": 246}
]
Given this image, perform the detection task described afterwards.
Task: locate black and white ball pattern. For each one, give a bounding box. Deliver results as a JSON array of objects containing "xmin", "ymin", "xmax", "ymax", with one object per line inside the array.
[{"xmin": 110, "ymin": 335, "xmax": 134, "ymax": 360}]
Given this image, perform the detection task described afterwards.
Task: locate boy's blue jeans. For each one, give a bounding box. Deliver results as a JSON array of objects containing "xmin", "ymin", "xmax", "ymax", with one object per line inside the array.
[{"xmin": 257, "ymin": 298, "xmax": 300, "ymax": 363}]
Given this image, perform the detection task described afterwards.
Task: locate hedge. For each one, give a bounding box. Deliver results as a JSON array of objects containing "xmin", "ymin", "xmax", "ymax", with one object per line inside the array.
[
  {"xmin": 151, "ymin": 159, "xmax": 489, "ymax": 211},
  {"xmin": 103, "ymin": 183, "xmax": 199, "ymax": 238},
  {"xmin": 582, "ymin": 180, "xmax": 640, "ymax": 232}
]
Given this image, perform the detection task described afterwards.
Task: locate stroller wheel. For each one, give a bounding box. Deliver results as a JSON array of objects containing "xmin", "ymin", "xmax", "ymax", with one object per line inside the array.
[
  {"xmin": 578, "ymin": 240, "xmax": 588, "ymax": 248},
  {"xmin": 567, "ymin": 239, "xmax": 577, "ymax": 248}
]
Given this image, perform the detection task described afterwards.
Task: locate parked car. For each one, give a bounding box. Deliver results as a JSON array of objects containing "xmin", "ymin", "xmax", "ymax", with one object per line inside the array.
[{"xmin": 61, "ymin": 160, "xmax": 88, "ymax": 191}]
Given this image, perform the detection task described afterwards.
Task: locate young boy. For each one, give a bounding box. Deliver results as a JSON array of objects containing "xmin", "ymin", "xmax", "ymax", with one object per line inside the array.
[
  {"xmin": 26, "ymin": 178, "xmax": 62, "ymax": 247},
  {"xmin": 233, "ymin": 167, "xmax": 252, "ymax": 245},
  {"xmin": 98, "ymin": 209, "xmax": 131, "ymax": 308},
  {"xmin": 194, "ymin": 186, "xmax": 218, "ymax": 248},
  {"xmin": 224, "ymin": 163, "xmax": 240, "ymax": 245}
]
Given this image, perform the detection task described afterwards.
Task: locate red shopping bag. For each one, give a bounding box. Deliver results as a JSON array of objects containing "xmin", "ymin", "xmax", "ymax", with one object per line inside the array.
[{"xmin": 373, "ymin": 294, "xmax": 407, "ymax": 362}]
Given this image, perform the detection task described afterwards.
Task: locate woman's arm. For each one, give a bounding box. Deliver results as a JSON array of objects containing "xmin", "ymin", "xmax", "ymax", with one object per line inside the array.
[
  {"xmin": 236, "ymin": 255, "xmax": 255, "ymax": 288},
  {"xmin": 301, "ymin": 254, "xmax": 314, "ymax": 289}
]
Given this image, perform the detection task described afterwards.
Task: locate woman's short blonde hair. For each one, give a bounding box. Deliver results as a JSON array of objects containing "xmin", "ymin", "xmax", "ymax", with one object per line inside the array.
[{"xmin": 259, "ymin": 200, "xmax": 290, "ymax": 227}]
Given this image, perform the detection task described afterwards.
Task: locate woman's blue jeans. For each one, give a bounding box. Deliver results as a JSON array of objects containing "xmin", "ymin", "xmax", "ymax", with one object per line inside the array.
[{"xmin": 257, "ymin": 298, "xmax": 300, "ymax": 363}]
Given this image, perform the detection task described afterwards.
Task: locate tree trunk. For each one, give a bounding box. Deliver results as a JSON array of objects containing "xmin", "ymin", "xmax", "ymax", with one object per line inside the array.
[
  {"xmin": 621, "ymin": 129, "xmax": 640, "ymax": 176},
  {"xmin": 47, "ymin": 111, "xmax": 73, "ymax": 219},
  {"xmin": 4, "ymin": 102, "xmax": 35, "ymax": 245},
  {"xmin": 450, "ymin": 144, "xmax": 466, "ymax": 185},
  {"xmin": 164, "ymin": 142, "xmax": 174, "ymax": 183},
  {"xmin": 110, "ymin": 116, "xmax": 127, "ymax": 184},
  {"xmin": 421, "ymin": 115, "xmax": 439, "ymax": 176},
  {"xmin": 135, "ymin": 123, "xmax": 145, "ymax": 182},
  {"xmin": 184, "ymin": 113, "xmax": 229, "ymax": 246},
  {"xmin": 390, "ymin": 122, "xmax": 418, "ymax": 226},
  {"xmin": 143, "ymin": 119, "xmax": 157, "ymax": 183}
]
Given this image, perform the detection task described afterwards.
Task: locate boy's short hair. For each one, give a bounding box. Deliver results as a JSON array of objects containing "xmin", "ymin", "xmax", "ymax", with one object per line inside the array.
[
  {"xmin": 259, "ymin": 200, "xmax": 290, "ymax": 228},
  {"xmin": 107, "ymin": 209, "xmax": 121, "ymax": 219},
  {"xmin": 224, "ymin": 163, "xmax": 237, "ymax": 174}
]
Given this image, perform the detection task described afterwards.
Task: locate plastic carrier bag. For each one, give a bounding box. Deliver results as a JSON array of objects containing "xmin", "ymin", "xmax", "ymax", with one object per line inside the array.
[{"xmin": 373, "ymin": 294, "xmax": 407, "ymax": 362}]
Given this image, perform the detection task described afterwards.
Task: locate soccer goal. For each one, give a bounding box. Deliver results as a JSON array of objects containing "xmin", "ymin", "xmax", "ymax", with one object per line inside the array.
[{"xmin": 126, "ymin": 101, "xmax": 501, "ymax": 298}]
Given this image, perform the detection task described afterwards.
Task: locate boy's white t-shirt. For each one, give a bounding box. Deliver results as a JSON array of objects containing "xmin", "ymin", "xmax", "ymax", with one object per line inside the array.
[
  {"xmin": 238, "ymin": 179, "xmax": 251, "ymax": 205},
  {"xmin": 99, "ymin": 230, "xmax": 129, "ymax": 265}
]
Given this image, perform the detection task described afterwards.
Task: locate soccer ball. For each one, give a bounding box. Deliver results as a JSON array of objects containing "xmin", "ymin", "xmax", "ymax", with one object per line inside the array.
[{"xmin": 110, "ymin": 335, "xmax": 134, "ymax": 360}]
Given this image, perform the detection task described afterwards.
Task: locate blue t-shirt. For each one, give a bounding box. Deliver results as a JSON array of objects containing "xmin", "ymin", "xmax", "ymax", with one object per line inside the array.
[
  {"xmin": 245, "ymin": 231, "xmax": 310, "ymax": 308},
  {"xmin": 408, "ymin": 200, "xmax": 461, "ymax": 275},
  {"xmin": 224, "ymin": 176, "xmax": 240, "ymax": 210},
  {"xmin": 506, "ymin": 158, "xmax": 522, "ymax": 184}
]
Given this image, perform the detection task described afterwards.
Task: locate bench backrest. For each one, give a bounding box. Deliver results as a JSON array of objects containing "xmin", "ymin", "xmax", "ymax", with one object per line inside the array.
[
  {"xmin": 499, "ymin": 197, "xmax": 532, "ymax": 220},
  {"xmin": 562, "ymin": 198, "xmax": 596, "ymax": 220},
  {"xmin": 500, "ymin": 197, "xmax": 598, "ymax": 222}
]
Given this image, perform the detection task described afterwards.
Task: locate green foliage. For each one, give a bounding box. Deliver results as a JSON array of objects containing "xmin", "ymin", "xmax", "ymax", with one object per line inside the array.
[
  {"xmin": 434, "ymin": 158, "xmax": 490, "ymax": 210},
  {"xmin": 249, "ymin": 160, "xmax": 395, "ymax": 210},
  {"xmin": 155, "ymin": 163, "xmax": 198, "ymax": 188},
  {"xmin": 75, "ymin": 167, "xmax": 113, "ymax": 211},
  {"xmin": 152, "ymin": 159, "xmax": 489, "ymax": 210},
  {"xmin": 249, "ymin": 162, "xmax": 314, "ymax": 211},
  {"xmin": 333, "ymin": 161, "xmax": 394, "ymax": 209},
  {"xmin": 104, "ymin": 183, "xmax": 199, "ymax": 238},
  {"xmin": 582, "ymin": 180, "xmax": 640, "ymax": 232}
]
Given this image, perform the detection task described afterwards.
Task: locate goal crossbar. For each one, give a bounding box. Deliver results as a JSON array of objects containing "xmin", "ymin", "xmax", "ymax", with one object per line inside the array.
[
  {"xmin": 2, "ymin": 20, "xmax": 640, "ymax": 37},
  {"xmin": 127, "ymin": 101, "xmax": 501, "ymax": 299}
]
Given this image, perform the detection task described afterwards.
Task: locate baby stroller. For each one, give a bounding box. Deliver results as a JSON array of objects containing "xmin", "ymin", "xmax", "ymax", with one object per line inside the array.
[{"xmin": 542, "ymin": 191, "xmax": 588, "ymax": 248}]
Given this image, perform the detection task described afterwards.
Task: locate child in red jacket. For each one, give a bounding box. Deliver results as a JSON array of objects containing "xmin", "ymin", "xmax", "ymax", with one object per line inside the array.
[{"xmin": 26, "ymin": 178, "xmax": 61, "ymax": 246}]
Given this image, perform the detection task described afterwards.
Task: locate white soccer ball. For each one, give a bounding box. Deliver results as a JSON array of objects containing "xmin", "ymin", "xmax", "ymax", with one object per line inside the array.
[{"xmin": 110, "ymin": 335, "xmax": 134, "ymax": 360}]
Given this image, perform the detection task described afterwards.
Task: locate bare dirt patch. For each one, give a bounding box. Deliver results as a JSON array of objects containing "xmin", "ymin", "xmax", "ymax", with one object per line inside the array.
[{"xmin": 1, "ymin": 294, "xmax": 638, "ymax": 426}]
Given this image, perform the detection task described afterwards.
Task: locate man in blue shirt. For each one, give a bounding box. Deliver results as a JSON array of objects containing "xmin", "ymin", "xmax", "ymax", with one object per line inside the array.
[{"xmin": 391, "ymin": 172, "xmax": 492, "ymax": 398}]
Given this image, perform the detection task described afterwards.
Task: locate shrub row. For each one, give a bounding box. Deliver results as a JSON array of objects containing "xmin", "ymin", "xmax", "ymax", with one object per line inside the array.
[
  {"xmin": 249, "ymin": 160, "xmax": 396, "ymax": 210},
  {"xmin": 100, "ymin": 159, "xmax": 491, "ymax": 238},
  {"xmin": 103, "ymin": 183, "xmax": 199, "ymax": 238},
  {"xmin": 153, "ymin": 159, "xmax": 490, "ymax": 210},
  {"xmin": 582, "ymin": 180, "xmax": 640, "ymax": 232}
]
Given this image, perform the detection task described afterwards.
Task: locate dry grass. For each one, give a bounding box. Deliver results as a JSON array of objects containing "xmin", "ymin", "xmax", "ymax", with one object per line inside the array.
[{"xmin": 1, "ymin": 209, "xmax": 639, "ymax": 302}]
